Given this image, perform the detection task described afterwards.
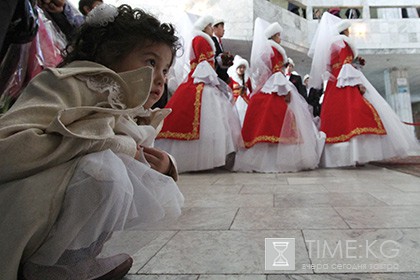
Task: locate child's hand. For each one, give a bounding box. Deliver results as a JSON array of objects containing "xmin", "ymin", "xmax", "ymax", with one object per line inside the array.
[{"xmin": 142, "ymin": 146, "xmax": 171, "ymax": 175}]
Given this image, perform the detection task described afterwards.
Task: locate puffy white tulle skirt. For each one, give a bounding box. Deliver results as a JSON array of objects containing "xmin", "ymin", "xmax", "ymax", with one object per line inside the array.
[
  {"xmin": 156, "ymin": 84, "xmax": 242, "ymax": 173},
  {"xmin": 23, "ymin": 149, "xmax": 184, "ymax": 280},
  {"xmin": 234, "ymin": 86, "xmax": 326, "ymax": 173},
  {"xmin": 321, "ymin": 74, "xmax": 420, "ymax": 167}
]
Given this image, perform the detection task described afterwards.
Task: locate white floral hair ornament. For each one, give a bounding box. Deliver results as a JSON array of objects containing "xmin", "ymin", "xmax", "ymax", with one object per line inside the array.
[{"xmin": 85, "ymin": 3, "xmax": 119, "ymax": 26}]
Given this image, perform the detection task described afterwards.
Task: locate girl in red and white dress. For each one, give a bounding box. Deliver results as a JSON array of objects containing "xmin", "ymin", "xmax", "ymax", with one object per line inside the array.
[
  {"xmin": 227, "ymin": 55, "xmax": 252, "ymax": 126},
  {"xmin": 308, "ymin": 12, "xmax": 419, "ymax": 167},
  {"xmin": 233, "ymin": 18, "xmax": 325, "ymax": 173},
  {"xmin": 156, "ymin": 15, "xmax": 241, "ymax": 173}
]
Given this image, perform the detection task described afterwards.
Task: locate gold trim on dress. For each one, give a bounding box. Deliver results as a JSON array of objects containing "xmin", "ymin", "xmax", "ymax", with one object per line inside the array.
[
  {"xmin": 244, "ymin": 135, "xmax": 298, "ymax": 148},
  {"xmin": 158, "ymin": 84, "xmax": 204, "ymax": 140},
  {"xmin": 326, "ymin": 98, "xmax": 386, "ymax": 143}
]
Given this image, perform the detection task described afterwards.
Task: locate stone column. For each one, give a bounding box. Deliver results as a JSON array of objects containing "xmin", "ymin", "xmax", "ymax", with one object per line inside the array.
[
  {"xmin": 362, "ymin": 0, "xmax": 370, "ymax": 19},
  {"xmin": 384, "ymin": 68, "xmax": 414, "ymax": 123},
  {"xmin": 306, "ymin": 5, "xmax": 313, "ymax": 20}
]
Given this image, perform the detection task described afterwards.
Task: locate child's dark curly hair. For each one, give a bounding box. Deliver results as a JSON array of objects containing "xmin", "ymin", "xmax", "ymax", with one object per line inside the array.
[{"xmin": 60, "ymin": 5, "xmax": 181, "ymax": 68}]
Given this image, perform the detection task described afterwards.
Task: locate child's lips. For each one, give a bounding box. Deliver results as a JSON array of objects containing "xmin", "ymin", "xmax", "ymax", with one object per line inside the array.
[{"xmin": 150, "ymin": 90, "xmax": 161, "ymax": 97}]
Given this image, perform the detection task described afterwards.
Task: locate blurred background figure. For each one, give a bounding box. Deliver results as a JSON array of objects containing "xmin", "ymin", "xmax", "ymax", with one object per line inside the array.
[
  {"xmin": 78, "ymin": 0, "xmax": 103, "ymax": 16},
  {"xmin": 285, "ymin": 57, "xmax": 307, "ymax": 100},
  {"xmin": 287, "ymin": 2, "xmax": 306, "ymax": 18},
  {"xmin": 303, "ymin": 74, "xmax": 323, "ymax": 118},
  {"xmin": 227, "ymin": 55, "xmax": 252, "ymax": 126},
  {"xmin": 328, "ymin": 7, "xmax": 341, "ymax": 18},
  {"xmin": 37, "ymin": 0, "xmax": 84, "ymax": 41},
  {"xmin": 212, "ymin": 19, "xmax": 233, "ymax": 83},
  {"xmin": 345, "ymin": 8, "xmax": 360, "ymax": 19}
]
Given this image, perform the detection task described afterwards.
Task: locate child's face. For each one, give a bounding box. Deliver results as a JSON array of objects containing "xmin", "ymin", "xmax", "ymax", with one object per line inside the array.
[
  {"xmin": 236, "ymin": 65, "xmax": 246, "ymax": 76},
  {"xmin": 272, "ymin": 33, "xmax": 281, "ymax": 44},
  {"xmin": 111, "ymin": 42, "xmax": 173, "ymax": 109}
]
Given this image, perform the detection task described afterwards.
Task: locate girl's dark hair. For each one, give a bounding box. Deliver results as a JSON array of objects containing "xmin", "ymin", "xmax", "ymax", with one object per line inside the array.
[{"xmin": 60, "ymin": 5, "xmax": 181, "ymax": 68}]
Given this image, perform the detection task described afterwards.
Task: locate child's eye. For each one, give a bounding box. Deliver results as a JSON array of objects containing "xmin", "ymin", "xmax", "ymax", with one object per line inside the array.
[{"xmin": 147, "ymin": 59, "xmax": 156, "ymax": 67}]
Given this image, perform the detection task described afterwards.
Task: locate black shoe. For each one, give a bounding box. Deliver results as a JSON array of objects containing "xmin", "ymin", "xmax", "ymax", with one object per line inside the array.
[{"xmin": 94, "ymin": 257, "xmax": 133, "ymax": 280}]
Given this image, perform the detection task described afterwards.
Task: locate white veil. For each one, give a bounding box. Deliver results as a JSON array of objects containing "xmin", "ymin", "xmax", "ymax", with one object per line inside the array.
[
  {"xmin": 249, "ymin": 17, "xmax": 273, "ymax": 96},
  {"xmin": 167, "ymin": 12, "xmax": 199, "ymax": 93},
  {"xmin": 307, "ymin": 12, "xmax": 342, "ymax": 90}
]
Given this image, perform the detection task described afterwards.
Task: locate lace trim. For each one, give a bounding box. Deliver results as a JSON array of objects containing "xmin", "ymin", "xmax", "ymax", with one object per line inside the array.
[{"xmin": 78, "ymin": 75, "xmax": 127, "ymax": 109}]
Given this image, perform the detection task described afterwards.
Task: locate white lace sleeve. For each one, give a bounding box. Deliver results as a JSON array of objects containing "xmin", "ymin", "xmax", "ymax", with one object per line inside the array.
[
  {"xmin": 336, "ymin": 64, "xmax": 364, "ymax": 88},
  {"xmin": 191, "ymin": 60, "xmax": 220, "ymax": 86}
]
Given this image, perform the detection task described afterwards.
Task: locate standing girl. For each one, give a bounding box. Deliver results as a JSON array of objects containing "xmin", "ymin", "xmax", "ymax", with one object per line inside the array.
[
  {"xmin": 234, "ymin": 18, "xmax": 325, "ymax": 173},
  {"xmin": 227, "ymin": 55, "xmax": 252, "ymax": 126},
  {"xmin": 156, "ymin": 15, "xmax": 241, "ymax": 173},
  {"xmin": 308, "ymin": 12, "xmax": 419, "ymax": 167}
]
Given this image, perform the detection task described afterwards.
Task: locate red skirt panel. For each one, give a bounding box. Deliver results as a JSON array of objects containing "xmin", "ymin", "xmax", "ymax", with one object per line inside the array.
[
  {"xmin": 320, "ymin": 82, "xmax": 386, "ymax": 143},
  {"xmin": 158, "ymin": 77, "xmax": 204, "ymax": 140},
  {"xmin": 242, "ymin": 93, "xmax": 298, "ymax": 148}
]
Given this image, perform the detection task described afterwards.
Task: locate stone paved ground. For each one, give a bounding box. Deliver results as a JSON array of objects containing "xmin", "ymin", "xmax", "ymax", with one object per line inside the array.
[{"xmin": 102, "ymin": 165, "xmax": 420, "ymax": 280}]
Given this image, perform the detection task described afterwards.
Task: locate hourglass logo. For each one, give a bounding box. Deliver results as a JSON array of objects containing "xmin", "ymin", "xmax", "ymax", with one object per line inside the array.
[{"xmin": 265, "ymin": 238, "xmax": 295, "ymax": 270}]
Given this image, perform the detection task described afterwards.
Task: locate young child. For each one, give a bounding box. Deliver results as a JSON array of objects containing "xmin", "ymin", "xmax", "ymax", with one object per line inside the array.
[
  {"xmin": 227, "ymin": 55, "xmax": 252, "ymax": 126},
  {"xmin": 0, "ymin": 4, "xmax": 184, "ymax": 280}
]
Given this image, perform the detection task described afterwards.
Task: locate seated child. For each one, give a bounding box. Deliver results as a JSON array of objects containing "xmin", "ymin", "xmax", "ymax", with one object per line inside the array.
[{"xmin": 0, "ymin": 4, "xmax": 184, "ymax": 279}]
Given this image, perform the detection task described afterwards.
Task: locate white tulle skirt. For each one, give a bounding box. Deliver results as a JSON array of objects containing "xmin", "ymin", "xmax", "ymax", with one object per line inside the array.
[
  {"xmin": 156, "ymin": 84, "xmax": 242, "ymax": 173},
  {"xmin": 321, "ymin": 74, "xmax": 420, "ymax": 167},
  {"xmin": 235, "ymin": 96, "xmax": 248, "ymax": 126},
  {"xmin": 23, "ymin": 149, "xmax": 184, "ymax": 279},
  {"xmin": 234, "ymin": 87, "xmax": 326, "ymax": 173}
]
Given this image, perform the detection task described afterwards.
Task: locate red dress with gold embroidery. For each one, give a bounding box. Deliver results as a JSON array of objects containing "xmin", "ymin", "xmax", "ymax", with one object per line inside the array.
[
  {"xmin": 155, "ymin": 31, "xmax": 241, "ymax": 173},
  {"xmin": 233, "ymin": 40, "xmax": 325, "ymax": 173},
  {"xmin": 241, "ymin": 46, "xmax": 295, "ymax": 148},
  {"xmin": 321, "ymin": 42, "xmax": 386, "ymax": 143},
  {"xmin": 158, "ymin": 35, "xmax": 215, "ymax": 140},
  {"xmin": 228, "ymin": 78, "xmax": 252, "ymax": 104}
]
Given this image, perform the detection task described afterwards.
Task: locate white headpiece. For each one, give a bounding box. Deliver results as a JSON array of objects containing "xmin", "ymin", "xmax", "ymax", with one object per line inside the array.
[
  {"xmin": 307, "ymin": 12, "xmax": 343, "ymax": 89},
  {"xmin": 233, "ymin": 55, "xmax": 249, "ymax": 69},
  {"xmin": 335, "ymin": 20, "xmax": 352, "ymax": 34},
  {"xmin": 193, "ymin": 15, "xmax": 214, "ymax": 31},
  {"xmin": 227, "ymin": 55, "xmax": 248, "ymax": 77},
  {"xmin": 264, "ymin": 22, "xmax": 283, "ymax": 39},
  {"xmin": 85, "ymin": 3, "xmax": 118, "ymax": 26},
  {"xmin": 287, "ymin": 57, "xmax": 295, "ymax": 67},
  {"xmin": 250, "ymin": 18, "xmax": 274, "ymax": 95},
  {"xmin": 213, "ymin": 18, "xmax": 224, "ymax": 26},
  {"xmin": 303, "ymin": 74, "xmax": 310, "ymax": 82}
]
